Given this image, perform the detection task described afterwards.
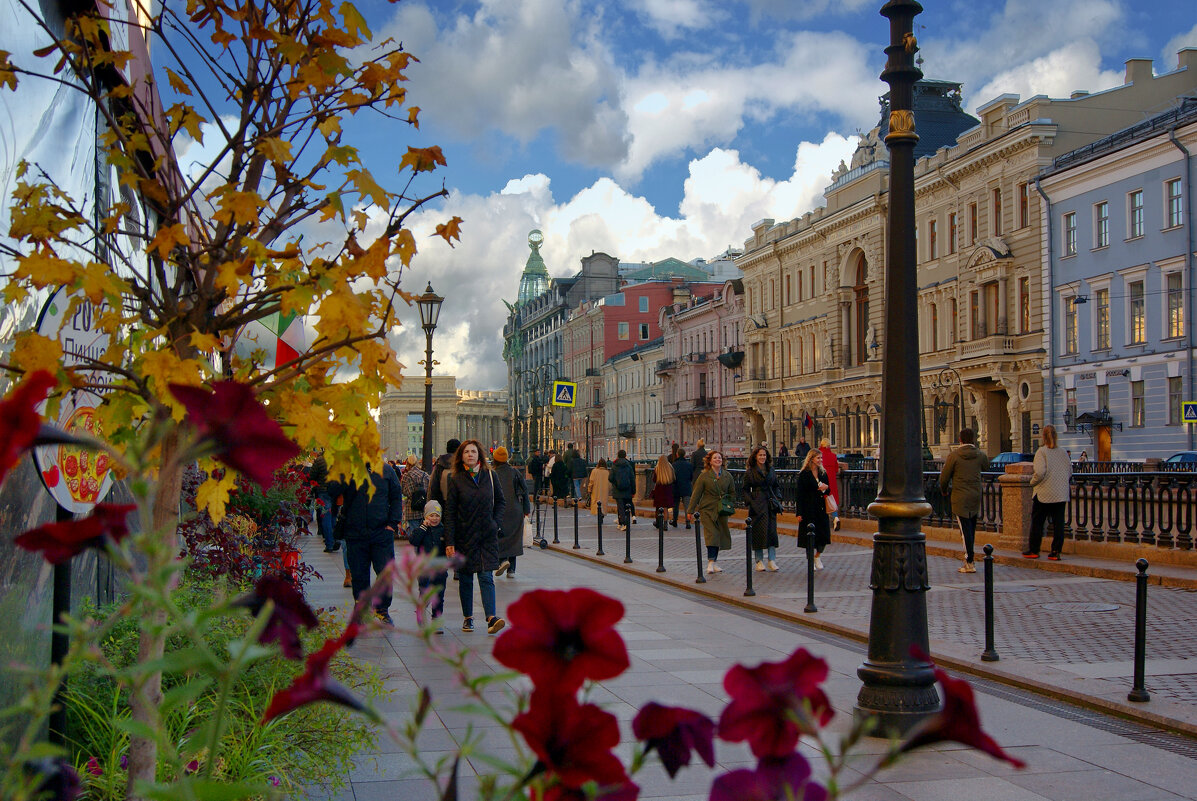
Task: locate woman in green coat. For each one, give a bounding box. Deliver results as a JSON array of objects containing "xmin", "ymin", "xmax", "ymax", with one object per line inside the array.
[{"xmin": 686, "ymin": 449, "xmax": 735, "ymax": 574}]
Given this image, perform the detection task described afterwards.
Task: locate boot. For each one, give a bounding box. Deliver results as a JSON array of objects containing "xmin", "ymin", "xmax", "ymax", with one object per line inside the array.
[{"xmin": 343, "ymin": 569, "xmax": 352, "ymax": 588}]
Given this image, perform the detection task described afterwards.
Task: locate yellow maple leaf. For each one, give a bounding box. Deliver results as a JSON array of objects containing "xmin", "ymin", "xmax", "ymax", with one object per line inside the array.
[
  {"xmin": 317, "ymin": 115, "xmax": 342, "ymax": 139},
  {"xmin": 214, "ymin": 191, "xmax": 265, "ymax": 227},
  {"xmin": 346, "ymin": 169, "xmax": 389, "ymax": 208},
  {"xmin": 400, "ymin": 146, "xmax": 446, "ymax": 173},
  {"xmin": 0, "ymin": 50, "xmax": 18, "ymax": 90},
  {"xmin": 14, "ymin": 251, "xmax": 77, "ymax": 287},
  {"xmin": 393, "ymin": 229, "xmax": 416, "ymax": 266},
  {"xmin": 79, "ymin": 261, "xmax": 130, "ymax": 303},
  {"xmin": 147, "ymin": 223, "xmax": 190, "ymax": 260},
  {"xmin": 434, "ymin": 216, "xmax": 463, "ymax": 248},
  {"xmin": 256, "ymin": 137, "xmax": 293, "ymax": 164},
  {"xmin": 406, "ymin": 106, "xmax": 420, "ymax": 129},
  {"xmin": 11, "ymin": 331, "xmax": 63, "ymax": 373},
  {"xmin": 196, "ymin": 472, "xmax": 238, "ymax": 523},
  {"xmin": 166, "ymin": 67, "xmax": 192, "ymax": 96},
  {"xmin": 315, "ymin": 283, "xmax": 367, "ymax": 340},
  {"xmin": 139, "ymin": 351, "xmax": 207, "ymax": 419}
]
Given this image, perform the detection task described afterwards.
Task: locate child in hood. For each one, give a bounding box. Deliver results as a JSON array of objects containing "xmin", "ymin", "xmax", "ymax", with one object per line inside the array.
[{"xmin": 408, "ymin": 500, "xmax": 447, "ymax": 627}]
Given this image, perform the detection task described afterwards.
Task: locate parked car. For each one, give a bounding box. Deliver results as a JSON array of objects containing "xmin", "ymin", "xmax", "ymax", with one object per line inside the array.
[
  {"xmin": 988, "ymin": 452, "xmax": 1033, "ymax": 470},
  {"xmin": 1163, "ymin": 451, "xmax": 1197, "ymax": 466}
]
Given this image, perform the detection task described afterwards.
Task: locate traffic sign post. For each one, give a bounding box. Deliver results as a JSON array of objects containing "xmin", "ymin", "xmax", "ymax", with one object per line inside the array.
[
  {"xmin": 551, "ymin": 380, "xmax": 577, "ymax": 407},
  {"xmin": 1183, "ymin": 401, "xmax": 1197, "ymax": 424}
]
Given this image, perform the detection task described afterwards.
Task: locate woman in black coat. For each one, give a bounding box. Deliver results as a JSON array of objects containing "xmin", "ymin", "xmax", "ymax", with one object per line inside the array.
[
  {"xmin": 743, "ymin": 445, "xmax": 781, "ymax": 572},
  {"xmin": 444, "ymin": 439, "xmax": 507, "ymax": 634},
  {"xmin": 796, "ymin": 449, "xmax": 832, "ymax": 570},
  {"xmin": 549, "ymin": 452, "xmax": 571, "ymax": 499}
]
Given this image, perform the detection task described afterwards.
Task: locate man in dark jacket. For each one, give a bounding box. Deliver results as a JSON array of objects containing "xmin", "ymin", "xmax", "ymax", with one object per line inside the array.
[
  {"xmin": 328, "ymin": 461, "xmax": 404, "ymax": 623},
  {"xmin": 690, "ymin": 439, "xmax": 707, "ymax": 477},
  {"xmin": 671, "ymin": 448, "xmax": 694, "ymax": 529},
  {"xmin": 569, "ymin": 447, "xmax": 589, "ymax": 500},
  {"xmin": 610, "ymin": 449, "xmax": 636, "ymax": 530},
  {"xmin": 939, "ymin": 428, "xmax": 989, "ymax": 574},
  {"xmin": 795, "ymin": 436, "xmax": 812, "ymax": 463},
  {"xmin": 526, "ymin": 448, "xmax": 545, "ymax": 497},
  {"xmin": 428, "ymin": 438, "xmax": 461, "ymax": 505},
  {"xmin": 308, "ymin": 452, "xmax": 339, "ymax": 553}
]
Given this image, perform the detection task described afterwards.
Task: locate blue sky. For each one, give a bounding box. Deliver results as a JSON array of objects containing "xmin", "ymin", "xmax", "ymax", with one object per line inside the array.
[{"xmin": 340, "ymin": 0, "xmax": 1197, "ymax": 391}]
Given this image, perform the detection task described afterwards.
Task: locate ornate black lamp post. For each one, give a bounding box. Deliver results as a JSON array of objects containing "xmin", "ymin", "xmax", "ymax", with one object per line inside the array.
[
  {"xmin": 931, "ymin": 366, "xmax": 965, "ymax": 437},
  {"xmin": 417, "ymin": 282, "xmax": 444, "ymax": 472},
  {"xmin": 855, "ymin": 0, "xmax": 940, "ymax": 734}
]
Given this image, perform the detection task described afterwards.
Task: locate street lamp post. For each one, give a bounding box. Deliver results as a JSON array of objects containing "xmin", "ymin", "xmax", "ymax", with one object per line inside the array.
[
  {"xmin": 931, "ymin": 366, "xmax": 965, "ymax": 437},
  {"xmin": 855, "ymin": 0, "xmax": 940, "ymax": 734},
  {"xmin": 417, "ymin": 282, "xmax": 444, "ymax": 473}
]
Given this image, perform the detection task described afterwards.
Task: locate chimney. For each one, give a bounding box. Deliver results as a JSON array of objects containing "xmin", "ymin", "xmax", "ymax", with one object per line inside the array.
[{"xmin": 1124, "ymin": 58, "xmax": 1153, "ymax": 85}]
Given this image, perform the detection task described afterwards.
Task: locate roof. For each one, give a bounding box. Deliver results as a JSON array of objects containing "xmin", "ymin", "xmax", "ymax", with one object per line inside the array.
[
  {"xmin": 622, "ymin": 257, "xmax": 710, "ymax": 281},
  {"xmin": 1046, "ymin": 95, "xmax": 1197, "ymax": 175},
  {"xmin": 878, "ymin": 79, "xmax": 980, "ymax": 160}
]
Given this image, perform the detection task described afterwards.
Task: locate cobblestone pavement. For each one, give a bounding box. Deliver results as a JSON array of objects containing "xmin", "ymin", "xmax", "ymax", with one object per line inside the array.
[{"xmin": 299, "ymin": 532, "xmax": 1197, "ymax": 801}]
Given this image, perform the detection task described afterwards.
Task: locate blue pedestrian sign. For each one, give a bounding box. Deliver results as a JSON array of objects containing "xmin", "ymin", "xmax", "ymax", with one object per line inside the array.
[
  {"xmin": 1184, "ymin": 401, "xmax": 1197, "ymax": 423},
  {"xmin": 552, "ymin": 380, "xmax": 577, "ymax": 407}
]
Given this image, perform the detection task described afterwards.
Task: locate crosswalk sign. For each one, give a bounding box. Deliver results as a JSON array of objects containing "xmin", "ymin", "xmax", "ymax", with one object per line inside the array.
[
  {"xmin": 1184, "ymin": 401, "xmax": 1197, "ymax": 423},
  {"xmin": 552, "ymin": 380, "xmax": 577, "ymax": 407}
]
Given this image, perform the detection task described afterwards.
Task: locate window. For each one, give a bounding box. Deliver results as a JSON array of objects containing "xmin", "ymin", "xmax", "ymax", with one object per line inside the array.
[
  {"xmin": 969, "ymin": 203, "xmax": 978, "ymax": 244},
  {"xmin": 1169, "ymin": 377, "xmax": 1183, "ymax": 425},
  {"xmin": 1065, "ymin": 388, "xmax": 1077, "ymax": 427},
  {"xmin": 785, "ymin": 274, "xmax": 791, "ymax": 305},
  {"xmin": 950, "ymin": 298, "xmax": 958, "ymax": 343},
  {"xmin": 1166, "ymin": 178, "xmax": 1183, "ymax": 228},
  {"xmin": 1019, "ymin": 277, "xmax": 1030, "ymax": 333},
  {"xmin": 1019, "ymin": 182, "xmax": 1030, "ymax": 228},
  {"xmin": 1128, "ymin": 190, "xmax": 1144, "ymax": 238},
  {"xmin": 1129, "ymin": 280, "xmax": 1145, "ymax": 344},
  {"xmin": 928, "ymin": 219, "xmax": 938, "ymax": 259},
  {"xmin": 1064, "ymin": 297, "xmax": 1077, "ymax": 354},
  {"xmin": 1131, "ymin": 380, "xmax": 1145, "ymax": 427},
  {"xmin": 638, "ymin": 296, "xmax": 648, "ymax": 313},
  {"xmin": 970, "ymin": 290, "xmax": 982, "ymax": 339},
  {"xmin": 1097, "ymin": 383, "xmax": 1109, "ymax": 411},
  {"xmin": 618, "ymin": 321, "xmax": 629, "ymax": 340},
  {"xmin": 1095, "ymin": 201, "xmax": 1109, "ymax": 248},
  {"xmin": 930, "ymin": 303, "xmax": 939, "ymax": 351},
  {"xmin": 1167, "ymin": 273, "xmax": 1184, "ymax": 338},
  {"xmin": 639, "ymin": 323, "xmax": 649, "ymax": 340},
  {"xmin": 992, "ymin": 187, "xmax": 1002, "ymax": 236},
  {"xmin": 948, "ymin": 212, "xmax": 957, "ymax": 253},
  {"xmin": 1095, "ymin": 288, "xmax": 1110, "ymax": 350},
  {"xmin": 1063, "ymin": 212, "xmax": 1077, "ymax": 256}
]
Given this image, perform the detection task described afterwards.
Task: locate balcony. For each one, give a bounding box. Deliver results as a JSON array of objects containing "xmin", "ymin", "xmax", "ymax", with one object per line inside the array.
[
  {"xmin": 618, "ymin": 423, "xmax": 636, "ymax": 436},
  {"xmin": 585, "ymin": 367, "xmax": 601, "ymax": 377},
  {"xmin": 655, "ymin": 359, "xmax": 677, "ymax": 374},
  {"xmin": 687, "ymin": 352, "xmax": 707, "ymax": 363},
  {"xmin": 958, "ymin": 334, "xmax": 1016, "ymax": 361}
]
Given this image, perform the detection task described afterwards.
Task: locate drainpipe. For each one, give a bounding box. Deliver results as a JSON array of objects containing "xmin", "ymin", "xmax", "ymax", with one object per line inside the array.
[
  {"xmin": 1033, "ymin": 176, "xmax": 1056, "ymax": 426},
  {"xmin": 1167, "ymin": 128, "xmax": 1195, "ymax": 449}
]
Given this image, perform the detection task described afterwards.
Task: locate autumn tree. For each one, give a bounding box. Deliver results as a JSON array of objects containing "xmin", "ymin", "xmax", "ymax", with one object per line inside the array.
[{"xmin": 0, "ymin": 0, "xmax": 459, "ymax": 794}]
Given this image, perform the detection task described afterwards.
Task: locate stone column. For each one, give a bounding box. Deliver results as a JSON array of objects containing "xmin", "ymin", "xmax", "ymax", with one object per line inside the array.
[
  {"xmin": 999, "ymin": 462, "xmax": 1034, "ymax": 550},
  {"xmin": 998, "ymin": 276, "xmax": 1009, "ymax": 335}
]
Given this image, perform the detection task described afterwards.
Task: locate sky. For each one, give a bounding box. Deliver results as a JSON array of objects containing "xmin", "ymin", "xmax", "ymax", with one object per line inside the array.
[{"xmin": 345, "ymin": 0, "xmax": 1197, "ymax": 392}]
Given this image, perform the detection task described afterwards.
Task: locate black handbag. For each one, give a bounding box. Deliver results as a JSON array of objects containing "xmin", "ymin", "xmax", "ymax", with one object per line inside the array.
[{"xmin": 768, "ymin": 496, "xmax": 783, "ymax": 515}]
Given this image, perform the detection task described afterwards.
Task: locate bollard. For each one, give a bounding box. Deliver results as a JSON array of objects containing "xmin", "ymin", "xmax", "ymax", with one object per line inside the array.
[
  {"xmin": 693, "ymin": 515, "xmax": 706, "ymax": 584},
  {"xmin": 655, "ymin": 508, "xmax": 667, "ymax": 572},
  {"xmin": 624, "ymin": 503, "xmax": 634, "ymax": 563},
  {"xmin": 744, "ymin": 515, "xmax": 756, "ymax": 597},
  {"xmin": 552, "ymin": 501, "xmax": 560, "ymax": 545},
  {"xmin": 534, "ymin": 494, "xmax": 541, "ymax": 542},
  {"xmin": 803, "ymin": 523, "xmax": 817, "ymax": 614},
  {"xmin": 573, "ymin": 498, "xmax": 579, "ymax": 548},
  {"xmin": 981, "ymin": 544, "xmax": 999, "ymax": 662},
  {"xmin": 596, "ymin": 501, "xmax": 605, "ymax": 556},
  {"xmin": 1128, "ymin": 558, "xmax": 1150, "ymax": 703}
]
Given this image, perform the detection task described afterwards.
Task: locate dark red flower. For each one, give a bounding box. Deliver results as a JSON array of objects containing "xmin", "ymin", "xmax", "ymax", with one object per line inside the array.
[
  {"xmin": 900, "ymin": 659, "xmax": 1026, "ymax": 769},
  {"xmin": 632, "ymin": 702, "xmax": 716, "ymax": 778},
  {"xmin": 235, "ymin": 574, "xmax": 319, "ymax": 659},
  {"xmin": 493, "ymin": 588, "xmax": 629, "ymax": 693},
  {"xmin": 513, "ymin": 689, "xmax": 627, "ymax": 789},
  {"xmin": 0, "ymin": 370, "xmax": 56, "ymax": 484},
  {"xmin": 14, "ymin": 503, "xmax": 136, "ymax": 564},
  {"xmin": 262, "ymin": 622, "xmax": 364, "ymax": 722},
  {"xmin": 168, "ymin": 381, "xmax": 300, "ymax": 488},
  {"xmin": 710, "ymin": 754, "xmax": 826, "ymax": 801},
  {"xmin": 718, "ymin": 648, "xmax": 833, "ymax": 758},
  {"xmin": 84, "ymin": 757, "xmax": 102, "ymax": 776}
]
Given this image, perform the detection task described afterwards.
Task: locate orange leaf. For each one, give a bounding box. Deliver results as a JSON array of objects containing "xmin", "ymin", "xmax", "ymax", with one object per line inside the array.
[
  {"xmin": 434, "ymin": 217, "xmax": 463, "ymax": 248},
  {"xmin": 400, "ymin": 146, "xmax": 446, "ymax": 173},
  {"xmin": 147, "ymin": 224, "xmax": 190, "ymax": 260},
  {"xmin": 406, "ymin": 106, "xmax": 420, "ymax": 129}
]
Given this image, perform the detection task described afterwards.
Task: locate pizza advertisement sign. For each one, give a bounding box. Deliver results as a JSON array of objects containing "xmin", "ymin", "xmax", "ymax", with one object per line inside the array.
[{"xmin": 32, "ymin": 289, "xmax": 115, "ymax": 513}]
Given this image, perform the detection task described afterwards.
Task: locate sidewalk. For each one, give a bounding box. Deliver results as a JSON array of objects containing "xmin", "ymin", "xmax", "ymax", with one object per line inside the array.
[
  {"xmin": 300, "ymin": 533, "xmax": 1197, "ymax": 801},
  {"xmin": 530, "ymin": 502, "xmax": 1197, "ymax": 737}
]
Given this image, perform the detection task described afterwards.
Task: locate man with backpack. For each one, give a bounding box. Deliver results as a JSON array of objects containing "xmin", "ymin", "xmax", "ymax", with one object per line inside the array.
[
  {"xmin": 429, "ymin": 438, "xmax": 461, "ymax": 506},
  {"xmin": 400, "ymin": 454, "xmax": 430, "ymax": 535},
  {"xmin": 610, "ymin": 449, "xmax": 636, "ymax": 530}
]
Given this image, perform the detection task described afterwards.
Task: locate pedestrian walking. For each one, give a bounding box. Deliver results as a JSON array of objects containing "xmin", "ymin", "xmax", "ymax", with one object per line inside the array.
[
  {"xmin": 444, "ymin": 439, "xmax": 507, "ymax": 634},
  {"xmin": 743, "ymin": 445, "xmax": 780, "ymax": 571},
  {"xmin": 428, "ymin": 438, "xmax": 461, "ymax": 505},
  {"xmin": 491, "ymin": 446, "xmax": 530, "ymax": 579},
  {"xmin": 526, "ymin": 448, "xmax": 546, "ymax": 498},
  {"xmin": 1024, "ymin": 424, "xmax": 1072, "ymax": 561},
  {"xmin": 669, "ymin": 442, "xmax": 681, "ymax": 464},
  {"xmin": 671, "ymin": 448, "xmax": 693, "ymax": 528},
  {"xmin": 650, "ymin": 455, "xmax": 674, "ymax": 517},
  {"xmin": 399, "ymin": 454, "xmax": 429, "ymax": 534},
  {"xmin": 796, "ymin": 449, "xmax": 831, "ymax": 570},
  {"xmin": 309, "ymin": 451, "xmax": 340, "ymax": 553},
  {"xmin": 689, "ymin": 438, "xmax": 707, "ymax": 477},
  {"xmin": 588, "ymin": 458, "xmax": 611, "ymax": 515},
  {"xmin": 407, "ymin": 500, "xmax": 447, "ymax": 627},
  {"xmin": 686, "ymin": 449, "xmax": 735, "ymax": 574},
  {"xmin": 610, "ymin": 449, "xmax": 637, "ymax": 529},
  {"xmin": 569, "ymin": 447, "xmax": 589, "ymax": 502},
  {"xmin": 327, "ymin": 460, "xmax": 404, "ymax": 623},
  {"xmin": 794, "ymin": 435, "xmax": 811, "ymax": 463},
  {"xmin": 818, "ymin": 438, "xmax": 841, "ymax": 531},
  {"xmin": 549, "ymin": 450, "xmax": 570, "ymax": 500},
  {"xmin": 939, "ymin": 428, "xmax": 989, "ymax": 574}
]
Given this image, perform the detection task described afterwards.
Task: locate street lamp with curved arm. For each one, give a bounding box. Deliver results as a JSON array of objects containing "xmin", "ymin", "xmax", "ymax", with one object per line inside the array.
[{"xmin": 930, "ymin": 366, "xmax": 965, "ymax": 437}]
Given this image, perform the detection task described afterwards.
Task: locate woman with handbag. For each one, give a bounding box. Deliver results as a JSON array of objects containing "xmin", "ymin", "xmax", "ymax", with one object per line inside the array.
[
  {"xmin": 743, "ymin": 445, "xmax": 781, "ymax": 572},
  {"xmin": 444, "ymin": 440, "xmax": 507, "ymax": 635},
  {"xmin": 796, "ymin": 449, "xmax": 832, "ymax": 570},
  {"xmin": 686, "ymin": 449, "xmax": 735, "ymax": 574}
]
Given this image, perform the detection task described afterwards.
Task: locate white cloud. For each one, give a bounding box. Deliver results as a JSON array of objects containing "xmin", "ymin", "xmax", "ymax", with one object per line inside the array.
[
  {"xmin": 1162, "ymin": 23, "xmax": 1197, "ymax": 70},
  {"xmin": 968, "ymin": 40, "xmax": 1124, "ymax": 112},
  {"xmin": 632, "ymin": 0, "xmax": 718, "ymax": 39}
]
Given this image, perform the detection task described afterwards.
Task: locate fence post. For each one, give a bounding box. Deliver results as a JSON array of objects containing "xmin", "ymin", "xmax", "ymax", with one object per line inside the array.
[
  {"xmin": 656, "ymin": 508, "xmax": 667, "ymax": 573},
  {"xmin": 803, "ymin": 523, "xmax": 817, "ymax": 613},
  {"xmin": 624, "ymin": 504, "xmax": 634, "ymax": 563},
  {"xmin": 1129, "ymin": 558, "xmax": 1150, "ymax": 702},
  {"xmin": 744, "ymin": 515, "xmax": 756, "ymax": 597},
  {"xmin": 693, "ymin": 515, "xmax": 706, "ymax": 583},
  {"xmin": 552, "ymin": 499, "xmax": 560, "ymax": 545},
  {"xmin": 573, "ymin": 498, "xmax": 579, "ymax": 547},
  {"xmin": 596, "ymin": 501, "xmax": 605, "ymax": 556},
  {"xmin": 981, "ymin": 544, "xmax": 999, "ymax": 662},
  {"xmin": 998, "ymin": 463, "xmax": 1034, "ymax": 551},
  {"xmin": 534, "ymin": 494, "xmax": 541, "ymax": 543}
]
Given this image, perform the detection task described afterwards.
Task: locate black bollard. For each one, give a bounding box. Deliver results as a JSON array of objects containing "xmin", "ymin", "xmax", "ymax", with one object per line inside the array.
[
  {"xmin": 981, "ymin": 544, "xmax": 999, "ymax": 662},
  {"xmin": 596, "ymin": 501, "xmax": 605, "ymax": 556},
  {"xmin": 624, "ymin": 502, "xmax": 634, "ymax": 563},
  {"xmin": 573, "ymin": 498, "xmax": 579, "ymax": 547},
  {"xmin": 693, "ymin": 515, "xmax": 706, "ymax": 584},
  {"xmin": 1129, "ymin": 558, "xmax": 1150, "ymax": 703},
  {"xmin": 744, "ymin": 515, "xmax": 756, "ymax": 597},
  {"xmin": 655, "ymin": 508, "xmax": 667, "ymax": 572},
  {"xmin": 534, "ymin": 494, "xmax": 541, "ymax": 541},
  {"xmin": 552, "ymin": 500, "xmax": 560, "ymax": 545},
  {"xmin": 803, "ymin": 523, "xmax": 817, "ymax": 614}
]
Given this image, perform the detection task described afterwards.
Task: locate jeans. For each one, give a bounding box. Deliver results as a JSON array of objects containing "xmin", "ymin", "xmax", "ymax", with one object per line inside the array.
[
  {"xmin": 706, "ymin": 545, "xmax": 720, "ymax": 561},
  {"xmin": 458, "ymin": 569, "xmax": 497, "ymax": 621},
  {"xmin": 753, "ymin": 546, "xmax": 777, "ymax": 563},
  {"xmin": 1028, "ymin": 498, "xmax": 1067, "ymax": 554},
  {"xmin": 572, "ymin": 478, "xmax": 583, "ymax": 498},
  {"xmin": 616, "ymin": 497, "xmax": 633, "ymax": 527},
  {"xmin": 672, "ymin": 495, "xmax": 690, "ymax": 525},
  {"xmin": 956, "ymin": 515, "xmax": 978, "ymax": 562},
  {"xmin": 317, "ymin": 492, "xmax": 336, "ymax": 549},
  {"xmin": 346, "ymin": 529, "xmax": 395, "ymax": 612}
]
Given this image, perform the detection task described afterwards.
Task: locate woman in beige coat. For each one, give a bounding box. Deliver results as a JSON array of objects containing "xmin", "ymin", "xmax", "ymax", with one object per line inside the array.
[{"xmin": 588, "ymin": 458, "xmax": 611, "ymax": 516}]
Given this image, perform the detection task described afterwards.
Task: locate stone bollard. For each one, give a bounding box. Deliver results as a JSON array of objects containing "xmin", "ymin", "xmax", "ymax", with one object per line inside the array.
[{"xmin": 999, "ymin": 462, "xmax": 1035, "ymax": 552}]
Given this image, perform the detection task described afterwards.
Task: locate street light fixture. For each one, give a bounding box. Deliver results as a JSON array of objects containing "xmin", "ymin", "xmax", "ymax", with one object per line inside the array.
[{"xmin": 417, "ymin": 281, "xmax": 444, "ymax": 472}]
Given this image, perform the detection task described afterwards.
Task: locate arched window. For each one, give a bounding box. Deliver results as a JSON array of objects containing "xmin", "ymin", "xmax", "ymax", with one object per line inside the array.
[{"xmin": 854, "ymin": 258, "xmax": 869, "ymax": 365}]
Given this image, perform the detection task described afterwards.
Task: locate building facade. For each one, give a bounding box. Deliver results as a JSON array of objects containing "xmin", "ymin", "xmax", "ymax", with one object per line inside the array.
[
  {"xmin": 1040, "ymin": 95, "xmax": 1197, "ymax": 460},
  {"xmin": 378, "ymin": 376, "xmax": 509, "ymax": 459},
  {"xmin": 600, "ymin": 338, "xmax": 665, "ymax": 461}
]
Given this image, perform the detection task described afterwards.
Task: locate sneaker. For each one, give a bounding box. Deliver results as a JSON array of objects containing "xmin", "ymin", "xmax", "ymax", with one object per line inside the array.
[
  {"xmin": 495, "ymin": 560, "xmax": 511, "ymax": 577},
  {"xmin": 711, "ymin": 561, "xmax": 723, "ymax": 573},
  {"xmin": 323, "ymin": 543, "xmax": 341, "ymax": 553},
  {"xmin": 486, "ymin": 616, "xmax": 506, "ymax": 634},
  {"xmin": 343, "ymin": 570, "xmax": 352, "ymax": 588},
  {"xmin": 685, "ymin": 523, "xmax": 691, "ymax": 530},
  {"xmin": 506, "ymin": 570, "xmax": 516, "ymax": 579},
  {"xmin": 462, "ymin": 618, "xmax": 474, "ymax": 633},
  {"xmin": 767, "ymin": 560, "xmax": 779, "ymax": 571},
  {"xmin": 958, "ymin": 561, "xmax": 976, "ymax": 573},
  {"xmin": 618, "ymin": 525, "xmax": 627, "ymax": 531},
  {"xmin": 755, "ymin": 560, "xmax": 766, "ymax": 572},
  {"xmin": 833, "ymin": 517, "xmax": 841, "ymax": 531},
  {"xmin": 376, "ymin": 612, "xmax": 394, "ymax": 625},
  {"xmin": 706, "ymin": 560, "xmax": 716, "ymax": 574},
  {"xmin": 632, "ymin": 516, "xmax": 638, "ymax": 524},
  {"xmin": 1021, "ymin": 552, "xmax": 1039, "ymax": 559},
  {"xmin": 814, "ymin": 556, "xmax": 824, "ymax": 571},
  {"xmin": 671, "ymin": 521, "xmax": 678, "ymax": 528},
  {"xmin": 1047, "ymin": 552, "xmax": 1061, "ymax": 561}
]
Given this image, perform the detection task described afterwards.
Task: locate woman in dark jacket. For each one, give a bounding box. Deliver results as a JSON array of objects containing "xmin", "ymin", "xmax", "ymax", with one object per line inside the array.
[
  {"xmin": 796, "ymin": 449, "xmax": 832, "ymax": 570},
  {"xmin": 491, "ymin": 446, "xmax": 530, "ymax": 578},
  {"xmin": 444, "ymin": 440, "xmax": 507, "ymax": 634},
  {"xmin": 671, "ymin": 449, "xmax": 693, "ymax": 528},
  {"xmin": 650, "ymin": 455, "xmax": 675, "ymax": 519},
  {"xmin": 549, "ymin": 451, "xmax": 571, "ymax": 499},
  {"xmin": 743, "ymin": 445, "xmax": 780, "ymax": 572}
]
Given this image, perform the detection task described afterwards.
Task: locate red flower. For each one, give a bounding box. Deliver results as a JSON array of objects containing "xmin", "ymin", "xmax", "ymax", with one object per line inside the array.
[
  {"xmin": 900, "ymin": 658, "xmax": 1026, "ymax": 769},
  {"xmin": 513, "ymin": 689, "xmax": 627, "ymax": 789},
  {"xmin": 493, "ymin": 588, "xmax": 629, "ymax": 693},
  {"xmin": 84, "ymin": 757, "xmax": 102, "ymax": 777},
  {"xmin": 168, "ymin": 381, "xmax": 299, "ymax": 488},
  {"xmin": 710, "ymin": 754, "xmax": 826, "ymax": 801},
  {"xmin": 235, "ymin": 574, "xmax": 318, "ymax": 659},
  {"xmin": 718, "ymin": 648, "xmax": 833, "ymax": 758},
  {"xmin": 632, "ymin": 702, "xmax": 715, "ymax": 778},
  {"xmin": 14, "ymin": 503, "xmax": 136, "ymax": 564},
  {"xmin": 0, "ymin": 370, "xmax": 55, "ymax": 484},
  {"xmin": 262, "ymin": 622, "xmax": 364, "ymax": 722}
]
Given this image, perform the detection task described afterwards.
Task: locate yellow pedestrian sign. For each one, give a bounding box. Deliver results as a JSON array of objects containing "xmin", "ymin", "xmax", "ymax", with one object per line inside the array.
[
  {"xmin": 1184, "ymin": 401, "xmax": 1197, "ymax": 423},
  {"xmin": 552, "ymin": 380, "xmax": 577, "ymax": 407}
]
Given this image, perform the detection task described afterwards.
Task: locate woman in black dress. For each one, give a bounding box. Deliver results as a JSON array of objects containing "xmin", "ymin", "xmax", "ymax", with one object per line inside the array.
[
  {"xmin": 796, "ymin": 449, "xmax": 831, "ymax": 570},
  {"xmin": 743, "ymin": 445, "xmax": 780, "ymax": 571}
]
